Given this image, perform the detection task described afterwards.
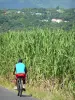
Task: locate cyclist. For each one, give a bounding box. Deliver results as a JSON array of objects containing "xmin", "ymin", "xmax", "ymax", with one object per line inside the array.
[{"xmin": 13, "ymin": 59, "xmax": 27, "ymax": 90}]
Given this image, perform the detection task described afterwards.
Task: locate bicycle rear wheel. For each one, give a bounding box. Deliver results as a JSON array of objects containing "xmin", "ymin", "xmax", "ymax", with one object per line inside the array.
[
  {"xmin": 17, "ymin": 78, "xmax": 23, "ymax": 97},
  {"xmin": 19, "ymin": 78, "xmax": 23, "ymax": 97}
]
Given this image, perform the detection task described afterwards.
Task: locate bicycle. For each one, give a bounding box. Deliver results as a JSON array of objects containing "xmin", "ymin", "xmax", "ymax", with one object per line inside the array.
[{"xmin": 17, "ymin": 76, "xmax": 24, "ymax": 97}]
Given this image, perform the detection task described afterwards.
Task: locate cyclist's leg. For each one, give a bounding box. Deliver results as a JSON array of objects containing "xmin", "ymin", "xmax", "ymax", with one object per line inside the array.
[
  {"xmin": 14, "ymin": 75, "xmax": 17, "ymax": 89},
  {"xmin": 22, "ymin": 74, "xmax": 26, "ymax": 89},
  {"xmin": 23, "ymin": 79, "xmax": 25, "ymax": 84}
]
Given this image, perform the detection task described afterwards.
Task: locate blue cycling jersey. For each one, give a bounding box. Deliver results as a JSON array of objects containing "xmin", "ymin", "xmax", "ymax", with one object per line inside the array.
[{"xmin": 15, "ymin": 63, "xmax": 25, "ymax": 74}]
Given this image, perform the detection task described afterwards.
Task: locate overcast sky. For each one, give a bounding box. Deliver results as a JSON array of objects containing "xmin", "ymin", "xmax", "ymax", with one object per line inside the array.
[{"xmin": 0, "ymin": 0, "xmax": 75, "ymax": 9}]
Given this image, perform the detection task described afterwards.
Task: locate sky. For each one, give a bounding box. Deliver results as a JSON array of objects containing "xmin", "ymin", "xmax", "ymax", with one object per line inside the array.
[{"xmin": 0, "ymin": 0, "xmax": 75, "ymax": 9}]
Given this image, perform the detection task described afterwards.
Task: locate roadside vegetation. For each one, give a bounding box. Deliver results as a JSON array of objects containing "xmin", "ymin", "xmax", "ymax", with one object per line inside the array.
[{"xmin": 0, "ymin": 28, "xmax": 75, "ymax": 100}]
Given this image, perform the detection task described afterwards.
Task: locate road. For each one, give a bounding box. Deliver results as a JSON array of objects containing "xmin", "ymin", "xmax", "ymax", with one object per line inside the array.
[{"xmin": 0, "ymin": 86, "xmax": 38, "ymax": 100}]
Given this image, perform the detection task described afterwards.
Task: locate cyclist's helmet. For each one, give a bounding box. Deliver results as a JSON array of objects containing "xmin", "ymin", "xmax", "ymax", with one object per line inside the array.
[{"xmin": 18, "ymin": 59, "xmax": 22, "ymax": 63}]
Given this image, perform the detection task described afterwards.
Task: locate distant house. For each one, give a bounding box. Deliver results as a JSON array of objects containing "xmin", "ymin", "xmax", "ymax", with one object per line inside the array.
[
  {"xmin": 51, "ymin": 19, "xmax": 63, "ymax": 23},
  {"xmin": 17, "ymin": 11, "xmax": 21, "ymax": 14},
  {"xmin": 35, "ymin": 13, "xmax": 42, "ymax": 15},
  {"xmin": 56, "ymin": 9, "xmax": 64, "ymax": 13},
  {"xmin": 64, "ymin": 21, "xmax": 69, "ymax": 22},
  {"xmin": 22, "ymin": 12, "xmax": 24, "ymax": 14},
  {"xmin": 41, "ymin": 19, "xmax": 48, "ymax": 22}
]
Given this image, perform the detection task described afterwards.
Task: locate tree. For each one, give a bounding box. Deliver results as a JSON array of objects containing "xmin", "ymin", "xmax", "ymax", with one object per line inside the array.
[{"xmin": 56, "ymin": 6, "xmax": 60, "ymax": 10}]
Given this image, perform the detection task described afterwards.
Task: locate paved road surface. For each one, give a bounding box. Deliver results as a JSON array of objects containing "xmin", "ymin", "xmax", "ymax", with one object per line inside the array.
[{"xmin": 0, "ymin": 86, "xmax": 38, "ymax": 100}]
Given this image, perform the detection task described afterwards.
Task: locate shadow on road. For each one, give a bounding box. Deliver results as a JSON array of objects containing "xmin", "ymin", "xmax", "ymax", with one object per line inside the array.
[{"xmin": 21, "ymin": 94, "xmax": 32, "ymax": 97}]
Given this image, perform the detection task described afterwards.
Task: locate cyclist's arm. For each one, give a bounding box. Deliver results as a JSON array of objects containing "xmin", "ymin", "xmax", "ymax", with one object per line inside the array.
[
  {"xmin": 25, "ymin": 67, "xmax": 27, "ymax": 74},
  {"xmin": 13, "ymin": 66, "xmax": 16, "ymax": 75},
  {"xmin": 24, "ymin": 66, "xmax": 27, "ymax": 74}
]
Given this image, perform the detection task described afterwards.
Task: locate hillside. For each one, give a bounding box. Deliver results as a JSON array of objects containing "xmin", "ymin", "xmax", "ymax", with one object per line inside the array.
[{"xmin": 0, "ymin": 8, "xmax": 75, "ymax": 33}]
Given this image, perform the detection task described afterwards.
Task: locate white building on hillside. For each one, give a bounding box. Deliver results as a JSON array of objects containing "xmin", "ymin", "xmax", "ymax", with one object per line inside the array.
[{"xmin": 51, "ymin": 19, "xmax": 63, "ymax": 23}]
